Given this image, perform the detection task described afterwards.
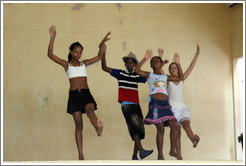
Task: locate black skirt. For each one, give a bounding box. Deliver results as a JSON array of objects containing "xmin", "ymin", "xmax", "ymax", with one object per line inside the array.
[{"xmin": 67, "ymin": 89, "xmax": 97, "ymax": 115}]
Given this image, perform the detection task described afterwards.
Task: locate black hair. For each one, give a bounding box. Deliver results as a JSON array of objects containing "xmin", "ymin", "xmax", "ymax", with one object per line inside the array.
[
  {"xmin": 68, "ymin": 42, "xmax": 84, "ymax": 62},
  {"xmin": 150, "ymin": 56, "xmax": 163, "ymax": 64}
]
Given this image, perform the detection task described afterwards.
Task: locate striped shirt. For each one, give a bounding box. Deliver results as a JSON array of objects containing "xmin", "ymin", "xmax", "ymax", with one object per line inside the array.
[{"xmin": 111, "ymin": 69, "xmax": 146, "ymax": 104}]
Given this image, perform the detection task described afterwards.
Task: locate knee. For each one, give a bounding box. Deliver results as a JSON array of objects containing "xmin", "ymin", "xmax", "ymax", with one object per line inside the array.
[
  {"xmin": 75, "ymin": 122, "xmax": 83, "ymax": 130},
  {"xmin": 170, "ymin": 121, "xmax": 178, "ymax": 131},
  {"xmin": 182, "ymin": 121, "xmax": 190, "ymax": 130},
  {"xmin": 156, "ymin": 126, "xmax": 165, "ymax": 135},
  {"xmin": 85, "ymin": 105, "xmax": 95, "ymax": 117}
]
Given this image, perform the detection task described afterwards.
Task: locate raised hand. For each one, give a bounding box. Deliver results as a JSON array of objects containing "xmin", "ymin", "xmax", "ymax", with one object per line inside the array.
[
  {"xmin": 157, "ymin": 48, "xmax": 164, "ymax": 59},
  {"xmin": 196, "ymin": 44, "xmax": 200, "ymax": 56},
  {"xmin": 163, "ymin": 59, "xmax": 169, "ymax": 64},
  {"xmin": 99, "ymin": 31, "xmax": 111, "ymax": 48},
  {"xmin": 173, "ymin": 52, "xmax": 180, "ymax": 64},
  {"xmin": 144, "ymin": 49, "xmax": 153, "ymax": 60},
  {"xmin": 49, "ymin": 25, "xmax": 56, "ymax": 38}
]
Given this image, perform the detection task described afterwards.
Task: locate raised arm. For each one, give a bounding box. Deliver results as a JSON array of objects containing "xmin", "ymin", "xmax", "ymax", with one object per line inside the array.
[
  {"xmin": 167, "ymin": 53, "xmax": 184, "ymax": 82},
  {"xmin": 135, "ymin": 49, "xmax": 152, "ymax": 79},
  {"xmin": 101, "ymin": 50, "xmax": 113, "ymax": 73},
  {"xmin": 83, "ymin": 32, "xmax": 111, "ymax": 66},
  {"xmin": 47, "ymin": 25, "xmax": 68, "ymax": 71},
  {"xmin": 157, "ymin": 48, "xmax": 169, "ymax": 74},
  {"xmin": 183, "ymin": 44, "xmax": 200, "ymax": 80}
]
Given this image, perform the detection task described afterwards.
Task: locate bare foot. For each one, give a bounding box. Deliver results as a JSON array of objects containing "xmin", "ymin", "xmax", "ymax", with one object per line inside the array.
[
  {"xmin": 169, "ymin": 152, "xmax": 183, "ymax": 160},
  {"xmin": 193, "ymin": 134, "xmax": 200, "ymax": 148},
  {"xmin": 96, "ymin": 120, "xmax": 103, "ymax": 136},
  {"xmin": 157, "ymin": 155, "xmax": 164, "ymax": 160},
  {"xmin": 79, "ymin": 154, "xmax": 84, "ymax": 160}
]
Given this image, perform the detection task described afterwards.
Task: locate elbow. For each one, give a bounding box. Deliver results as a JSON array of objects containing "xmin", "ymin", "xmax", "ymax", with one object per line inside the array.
[
  {"xmin": 47, "ymin": 53, "xmax": 52, "ymax": 58},
  {"xmin": 101, "ymin": 66, "xmax": 107, "ymax": 72}
]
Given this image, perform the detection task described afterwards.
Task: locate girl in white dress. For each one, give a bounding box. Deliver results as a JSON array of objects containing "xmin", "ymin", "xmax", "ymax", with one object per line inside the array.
[{"xmin": 166, "ymin": 44, "xmax": 200, "ymax": 159}]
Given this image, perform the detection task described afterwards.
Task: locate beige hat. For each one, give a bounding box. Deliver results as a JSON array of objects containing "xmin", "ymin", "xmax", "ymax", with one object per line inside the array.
[{"xmin": 122, "ymin": 52, "xmax": 139, "ymax": 64}]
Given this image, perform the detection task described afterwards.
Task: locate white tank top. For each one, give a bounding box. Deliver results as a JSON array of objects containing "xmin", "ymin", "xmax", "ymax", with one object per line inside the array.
[
  {"xmin": 167, "ymin": 81, "xmax": 187, "ymax": 108},
  {"xmin": 66, "ymin": 62, "xmax": 87, "ymax": 79}
]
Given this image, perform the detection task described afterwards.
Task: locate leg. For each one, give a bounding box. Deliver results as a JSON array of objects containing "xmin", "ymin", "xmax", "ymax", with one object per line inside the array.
[
  {"xmin": 85, "ymin": 103, "xmax": 103, "ymax": 136},
  {"xmin": 132, "ymin": 141, "xmax": 138, "ymax": 159},
  {"xmin": 181, "ymin": 120, "xmax": 200, "ymax": 147},
  {"xmin": 155, "ymin": 123, "xmax": 165, "ymax": 160},
  {"xmin": 176, "ymin": 126, "xmax": 182, "ymax": 157},
  {"xmin": 170, "ymin": 125, "xmax": 182, "ymax": 159},
  {"xmin": 72, "ymin": 111, "xmax": 84, "ymax": 160},
  {"xmin": 134, "ymin": 135, "xmax": 143, "ymax": 153},
  {"xmin": 169, "ymin": 120, "xmax": 182, "ymax": 160}
]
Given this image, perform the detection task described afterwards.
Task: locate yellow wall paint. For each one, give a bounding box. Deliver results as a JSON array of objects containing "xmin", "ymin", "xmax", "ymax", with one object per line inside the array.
[{"xmin": 2, "ymin": 3, "xmax": 242, "ymax": 161}]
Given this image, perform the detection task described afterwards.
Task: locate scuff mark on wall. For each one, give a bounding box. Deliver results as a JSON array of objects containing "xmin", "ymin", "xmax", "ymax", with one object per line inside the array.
[
  {"xmin": 120, "ymin": 19, "xmax": 123, "ymax": 25},
  {"xmin": 121, "ymin": 41, "xmax": 126, "ymax": 50},
  {"xmin": 33, "ymin": 85, "xmax": 54, "ymax": 112},
  {"xmin": 43, "ymin": 97, "xmax": 48, "ymax": 106},
  {"xmin": 71, "ymin": 3, "xmax": 84, "ymax": 10},
  {"xmin": 116, "ymin": 3, "xmax": 122, "ymax": 12}
]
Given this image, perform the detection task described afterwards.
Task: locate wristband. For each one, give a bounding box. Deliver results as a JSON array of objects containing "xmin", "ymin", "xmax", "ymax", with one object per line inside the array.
[{"xmin": 195, "ymin": 52, "xmax": 200, "ymax": 56}]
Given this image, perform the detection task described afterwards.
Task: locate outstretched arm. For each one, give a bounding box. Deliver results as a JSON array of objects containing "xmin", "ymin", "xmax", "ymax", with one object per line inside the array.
[
  {"xmin": 167, "ymin": 53, "xmax": 184, "ymax": 82},
  {"xmin": 47, "ymin": 25, "xmax": 68, "ymax": 71},
  {"xmin": 135, "ymin": 50, "xmax": 152, "ymax": 78},
  {"xmin": 183, "ymin": 44, "xmax": 200, "ymax": 80},
  {"xmin": 83, "ymin": 32, "xmax": 111, "ymax": 66}
]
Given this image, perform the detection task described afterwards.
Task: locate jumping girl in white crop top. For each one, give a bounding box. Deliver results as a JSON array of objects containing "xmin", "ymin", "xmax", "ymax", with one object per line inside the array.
[
  {"xmin": 48, "ymin": 25, "xmax": 111, "ymax": 160},
  {"xmin": 135, "ymin": 49, "xmax": 184, "ymax": 160},
  {"xmin": 167, "ymin": 44, "xmax": 200, "ymax": 160}
]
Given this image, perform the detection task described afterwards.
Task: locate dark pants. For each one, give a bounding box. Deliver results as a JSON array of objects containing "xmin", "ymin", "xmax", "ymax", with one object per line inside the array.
[{"xmin": 121, "ymin": 104, "xmax": 145, "ymax": 141}]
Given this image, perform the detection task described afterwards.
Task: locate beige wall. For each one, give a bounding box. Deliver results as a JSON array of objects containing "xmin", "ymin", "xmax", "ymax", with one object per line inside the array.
[
  {"xmin": 231, "ymin": 5, "xmax": 243, "ymax": 60},
  {"xmin": 2, "ymin": 3, "xmax": 242, "ymax": 161}
]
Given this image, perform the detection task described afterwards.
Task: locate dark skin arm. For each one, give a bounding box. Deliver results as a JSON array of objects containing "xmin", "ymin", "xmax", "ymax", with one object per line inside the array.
[
  {"xmin": 83, "ymin": 32, "xmax": 111, "ymax": 66},
  {"xmin": 101, "ymin": 52, "xmax": 113, "ymax": 74},
  {"xmin": 47, "ymin": 25, "xmax": 68, "ymax": 71},
  {"xmin": 135, "ymin": 49, "xmax": 152, "ymax": 78},
  {"xmin": 157, "ymin": 48, "xmax": 169, "ymax": 74},
  {"xmin": 100, "ymin": 32, "xmax": 113, "ymax": 74}
]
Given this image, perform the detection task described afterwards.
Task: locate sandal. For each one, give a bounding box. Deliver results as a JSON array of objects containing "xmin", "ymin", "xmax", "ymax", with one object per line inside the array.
[{"xmin": 140, "ymin": 149, "xmax": 153, "ymax": 159}]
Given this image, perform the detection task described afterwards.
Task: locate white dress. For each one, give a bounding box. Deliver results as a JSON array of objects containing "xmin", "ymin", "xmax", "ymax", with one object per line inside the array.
[{"xmin": 167, "ymin": 81, "xmax": 191, "ymax": 125}]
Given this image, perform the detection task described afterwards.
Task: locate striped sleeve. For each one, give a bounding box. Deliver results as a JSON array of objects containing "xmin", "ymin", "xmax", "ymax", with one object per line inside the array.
[
  {"xmin": 110, "ymin": 69, "xmax": 121, "ymax": 79},
  {"xmin": 139, "ymin": 76, "xmax": 147, "ymax": 83}
]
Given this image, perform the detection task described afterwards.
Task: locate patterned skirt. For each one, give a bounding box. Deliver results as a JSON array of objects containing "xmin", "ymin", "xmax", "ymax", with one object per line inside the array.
[{"xmin": 144, "ymin": 98, "xmax": 176, "ymax": 126}]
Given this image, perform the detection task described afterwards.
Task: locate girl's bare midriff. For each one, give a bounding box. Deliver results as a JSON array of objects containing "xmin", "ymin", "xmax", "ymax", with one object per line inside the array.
[
  {"xmin": 151, "ymin": 93, "xmax": 168, "ymax": 100},
  {"xmin": 69, "ymin": 77, "xmax": 89, "ymax": 90}
]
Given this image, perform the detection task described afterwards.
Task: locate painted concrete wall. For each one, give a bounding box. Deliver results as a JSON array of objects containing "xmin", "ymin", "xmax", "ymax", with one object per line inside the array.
[
  {"xmin": 232, "ymin": 5, "xmax": 243, "ymax": 60},
  {"xmin": 2, "ymin": 3, "xmax": 242, "ymax": 161}
]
